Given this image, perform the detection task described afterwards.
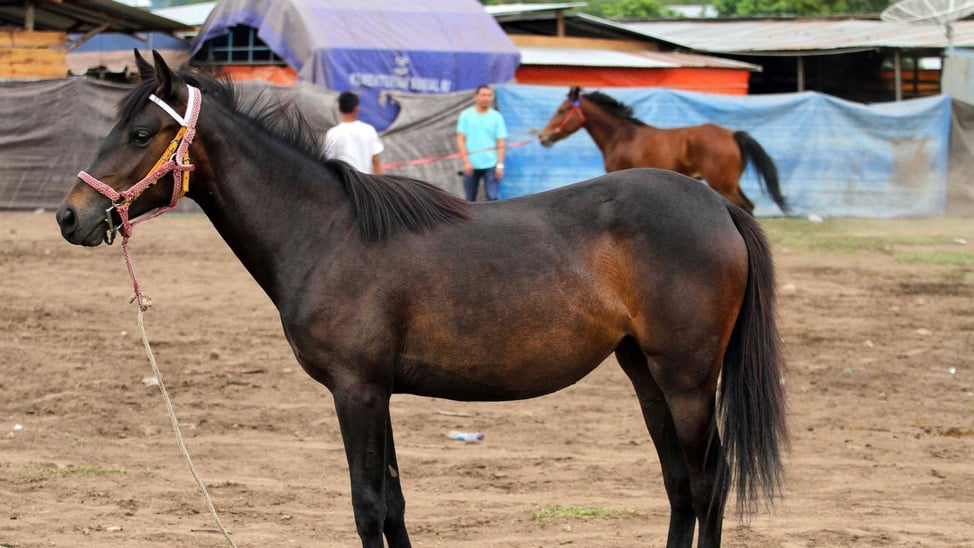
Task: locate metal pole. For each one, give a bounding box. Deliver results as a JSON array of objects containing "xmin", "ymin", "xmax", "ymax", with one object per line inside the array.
[
  {"xmin": 24, "ymin": 0, "xmax": 34, "ymax": 31},
  {"xmin": 796, "ymin": 56, "xmax": 805, "ymax": 91},
  {"xmin": 894, "ymin": 50, "xmax": 902, "ymax": 101}
]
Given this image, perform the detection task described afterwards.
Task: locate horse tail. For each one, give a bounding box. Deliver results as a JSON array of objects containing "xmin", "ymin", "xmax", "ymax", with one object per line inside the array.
[
  {"xmin": 733, "ymin": 131, "xmax": 789, "ymax": 214},
  {"xmin": 717, "ymin": 204, "xmax": 789, "ymax": 518}
]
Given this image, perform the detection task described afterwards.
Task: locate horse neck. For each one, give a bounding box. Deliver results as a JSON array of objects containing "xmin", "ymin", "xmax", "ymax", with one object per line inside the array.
[
  {"xmin": 187, "ymin": 105, "xmax": 352, "ymax": 305},
  {"xmin": 581, "ymin": 101, "xmax": 639, "ymax": 151}
]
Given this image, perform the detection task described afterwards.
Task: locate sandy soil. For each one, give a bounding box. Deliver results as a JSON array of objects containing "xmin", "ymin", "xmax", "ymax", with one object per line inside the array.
[{"xmin": 1, "ymin": 211, "xmax": 972, "ymax": 547}]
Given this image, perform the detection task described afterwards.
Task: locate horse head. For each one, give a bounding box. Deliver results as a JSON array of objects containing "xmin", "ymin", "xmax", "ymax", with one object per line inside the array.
[
  {"xmin": 57, "ymin": 50, "xmax": 200, "ymax": 247},
  {"xmin": 537, "ymin": 86, "xmax": 587, "ymax": 147}
]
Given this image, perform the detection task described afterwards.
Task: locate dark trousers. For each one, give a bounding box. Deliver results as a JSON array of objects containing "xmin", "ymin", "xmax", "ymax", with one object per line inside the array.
[{"xmin": 463, "ymin": 167, "xmax": 499, "ymax": 201}]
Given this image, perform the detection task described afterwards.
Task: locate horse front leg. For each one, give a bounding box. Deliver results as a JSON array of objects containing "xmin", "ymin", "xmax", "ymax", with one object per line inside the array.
[
  {"xmin": 382, "ymin": 410, "xmax": 410, "ymax": 546},
  {"xmin": 333, "ymin": 384, "xmax": 404, "ymax": 548}
]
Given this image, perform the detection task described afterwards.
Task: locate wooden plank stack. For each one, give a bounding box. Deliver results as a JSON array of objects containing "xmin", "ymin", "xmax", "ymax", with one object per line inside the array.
[{"xmin": 0, "ymin": 31, "xmax": 67, "ymax": 79}]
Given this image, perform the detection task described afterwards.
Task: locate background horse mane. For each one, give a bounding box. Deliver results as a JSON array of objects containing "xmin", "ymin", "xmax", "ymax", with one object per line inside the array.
[
  {"xmin": 582, "ymin": 91, "xmax": 646, "ymax": 126},
  {"xmin": 120, "ymin": 64, "xmax": 470, "ymax": 241}
]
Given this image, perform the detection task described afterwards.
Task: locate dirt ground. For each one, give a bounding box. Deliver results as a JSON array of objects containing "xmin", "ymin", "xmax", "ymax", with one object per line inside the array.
[{"xmin": 1, "ymin": 211, "xmax": 972, "ymax": 547}]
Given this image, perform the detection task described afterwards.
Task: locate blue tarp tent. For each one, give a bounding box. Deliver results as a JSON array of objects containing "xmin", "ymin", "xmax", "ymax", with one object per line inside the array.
[{"xmin": 190, "ymin": 0, "xmax": 520, "ymax": 131}]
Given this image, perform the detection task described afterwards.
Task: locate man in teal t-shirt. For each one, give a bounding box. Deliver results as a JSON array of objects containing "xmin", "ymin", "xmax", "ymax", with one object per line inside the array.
[{"xmin": 456, "ymin": 85, "xmax": 507, "ymax": 201}]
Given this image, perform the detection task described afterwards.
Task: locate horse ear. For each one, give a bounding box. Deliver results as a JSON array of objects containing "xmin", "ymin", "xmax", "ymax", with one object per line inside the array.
[
  {"xmin": 568, "ymin": 86, "xmax": 580, "ymax": 101},
  {"xmin": 134, "ymin": 49, "xmax": 154, "ymax": 81},
  {"xmin": 151, "ymin": 50, "xmax": 174, "ymax": 98}
]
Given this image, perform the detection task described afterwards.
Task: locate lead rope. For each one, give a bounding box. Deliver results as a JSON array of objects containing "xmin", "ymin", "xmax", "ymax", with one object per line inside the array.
[
  {"xmin": 89, "ymin": 85, "xmax": 237, "ymax": 547},
  {"xmin": 123, "ymin": 236, "xmax": 237, "ymax": 547},
  {"xmin": 136, "ymin": 304, "xmax": 238, "ymax": 548}
]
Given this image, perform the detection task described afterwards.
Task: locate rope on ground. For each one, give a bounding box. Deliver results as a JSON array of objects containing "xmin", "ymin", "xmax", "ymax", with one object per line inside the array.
[
  {"xmin": 137, "ymin": 306, "xmax": 239, "ymax": 548},
  {"xmin": 119, "ymin": 233, "xmax": 236, "ymax": 545}
]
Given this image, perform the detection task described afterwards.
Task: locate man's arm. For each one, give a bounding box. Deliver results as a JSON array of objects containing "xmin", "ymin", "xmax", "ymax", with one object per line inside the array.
[
  {"xmin": 372, "ymin": 154, "xmax": 384, "ymax": 175},
  {"xmin": 457, "ymin": 133, "xmax": 472, "ymax": 175}
]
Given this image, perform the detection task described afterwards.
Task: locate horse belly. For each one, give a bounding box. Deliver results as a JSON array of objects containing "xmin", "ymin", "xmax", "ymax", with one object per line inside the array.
[
  {"xmin": 397, "ymin": 292, "xmax": 626, "ymax": 401},
  {"xmin": 396, "ymin": 342, "xmax": 619, "ymax": 401}
]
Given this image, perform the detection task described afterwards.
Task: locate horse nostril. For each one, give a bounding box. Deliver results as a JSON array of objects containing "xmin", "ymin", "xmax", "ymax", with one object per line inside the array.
[{"xmin": 57, "ymin": 204, "xmax": 76, "ymax": 231}]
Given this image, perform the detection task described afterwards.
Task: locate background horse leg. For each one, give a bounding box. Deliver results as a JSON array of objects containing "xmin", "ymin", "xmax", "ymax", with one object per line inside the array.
[
  {"xmin": 615, "ymin": 337, "xmax": 696, "ymax": 547},
  {"xmin": 333, "ymin": 387, "xmax": 397, "ymax": 548},
  {"xmin": 732, "ymin": 187, "xmax": 755, "ymax": 215},
  {"xmin": 382, "ymin": 411, "xmax": 411, "ymax": 546},
  {"xmin": 706, "ymin": 172, "xmax": 754, "ymax": 215}
]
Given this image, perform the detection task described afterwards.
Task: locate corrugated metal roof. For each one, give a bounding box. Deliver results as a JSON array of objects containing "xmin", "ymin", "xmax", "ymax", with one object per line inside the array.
[
  {"xmin": 485, "ymin": 3, "xmax": 586, "ymax": 17},
  {"xmin": 152, "ymin": 1, "xmax": 217, "ymax": 27},
  {"xmin": 0, "ymin": 0, "xmax": 190, "ymax": 34},
  {"xmin": 519, "ymin": 46, "xmax": 761, "ymax": 70},
  {"xmin": 618, "ymin": 19, "xmax": 974, "ymax": 54}
]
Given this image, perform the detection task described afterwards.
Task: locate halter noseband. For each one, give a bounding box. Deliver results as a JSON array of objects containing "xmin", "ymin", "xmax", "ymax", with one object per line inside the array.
[
  {"xmin": 552, "ymin": 99, "xmax": 586, "ymax": 135},
  {"xmin": 78, "ymin": 84, "xmax": 201, "ymax": 244}
]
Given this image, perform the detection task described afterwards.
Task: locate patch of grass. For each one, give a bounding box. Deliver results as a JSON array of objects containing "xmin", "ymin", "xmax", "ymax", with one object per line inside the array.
[
  {"xmin": 532, "ymin": 505, "xmax": 635, "ymax": 522},
  {"xmin": 893, "ymin": 251, "xmax": 974, "ymax": 266},
  {"xmin": 18, "ymin": 464, "xmax": 149, "ymax": 480},
  {"xmin": 770, "ymin": 229, "xmax": 949, "ymax": 251},
  {"xmin": 762, "ymin": 219, "xmax": 973, "ymax": 265}
]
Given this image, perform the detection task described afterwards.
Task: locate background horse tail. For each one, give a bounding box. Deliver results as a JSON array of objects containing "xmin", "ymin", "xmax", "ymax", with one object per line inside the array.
[
  {"xmin": 733, "ymin": 131, "xmax": 789, "ymax": 214},
  {"xmin": 717, "ymin": 205, "xmax": 789, "ymax": 517}
]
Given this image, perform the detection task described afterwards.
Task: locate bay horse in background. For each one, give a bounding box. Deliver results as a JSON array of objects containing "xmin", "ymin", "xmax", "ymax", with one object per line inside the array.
[
  {"xmin": 56, "ymin": 51, "xmax": 787, "ymax": 548},
  {"xmin": 538, "ymin": 86, "xmax": 789, "ymax": 215}
]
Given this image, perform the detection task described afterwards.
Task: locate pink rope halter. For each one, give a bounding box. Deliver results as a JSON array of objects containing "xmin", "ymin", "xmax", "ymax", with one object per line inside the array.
[
  {"xmin": 77, "ymin": 84, "xmax": 201, "ymax": 310},
  {"xmin": 78, "ymin": 84, "xmax": 201, "ymax": 243}
]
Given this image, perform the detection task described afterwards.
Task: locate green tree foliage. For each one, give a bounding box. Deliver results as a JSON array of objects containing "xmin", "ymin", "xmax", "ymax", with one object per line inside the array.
[
  {"xmin": 481, "ymin": 0, "xmax": 669, "ymax": 17},
  {"xmin": 481, "ymin": 0, "xmax": 891, "ymax": 17},
  {"xmin": 709, "ymin": 0, "xmax": 890, "ymax": 16},
  {"xmin": 583, "ymin": 0, "xmax": 670, "ymax": 17}
]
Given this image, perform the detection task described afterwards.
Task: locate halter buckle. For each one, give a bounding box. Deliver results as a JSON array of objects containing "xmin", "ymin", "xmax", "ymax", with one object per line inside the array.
[{"xmin": 104, "ymin": 205, "xmax": 120, "ymax": 245}]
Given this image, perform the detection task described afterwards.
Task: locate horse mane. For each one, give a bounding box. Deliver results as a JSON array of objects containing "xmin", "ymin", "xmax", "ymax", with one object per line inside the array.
[
  {"xmin": 328, "ymin": 161, "xmax": 470, "ymax": 241},
  {"xmin": 121, "ymin": 65, "xmax": 470, "ymax": 241},
  {"xmin": 582, "ymin": 91, "xmax": 646, "ymax": 126}
]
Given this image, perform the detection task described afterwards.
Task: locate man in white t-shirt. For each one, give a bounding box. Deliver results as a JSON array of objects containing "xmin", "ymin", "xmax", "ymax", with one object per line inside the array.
[{"xmin": 324, "ymin": 92, "xmax": 385, "ymax": 174}]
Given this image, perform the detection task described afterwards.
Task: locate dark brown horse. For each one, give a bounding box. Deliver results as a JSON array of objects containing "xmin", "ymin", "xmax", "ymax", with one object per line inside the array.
[
  {"xmin": 538, "ymin": 86, "xmax": 789, "ymax": 215},
  {"xmin": 56, "ymin": 52, "xmax": 787, "ymax": 548}
]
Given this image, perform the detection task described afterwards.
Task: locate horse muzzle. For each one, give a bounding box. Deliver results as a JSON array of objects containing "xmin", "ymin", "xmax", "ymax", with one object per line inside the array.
[
  {"xmin": 56, "ymin": 191, "xmax": 116, "ymax": 247},
  {"xmin": 538, "ymin": 134, "xmax": 555, "ymax": 148}
]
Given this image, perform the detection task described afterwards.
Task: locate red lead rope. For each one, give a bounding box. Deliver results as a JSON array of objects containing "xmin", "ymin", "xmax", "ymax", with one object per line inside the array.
[{"xmin": 381, "ymin": 139, "xmax": 535, "ymax": 171}]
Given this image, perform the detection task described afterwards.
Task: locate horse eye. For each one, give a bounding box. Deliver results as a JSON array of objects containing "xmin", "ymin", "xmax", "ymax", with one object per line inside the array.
[
  {"xmin": 557, "ymin": 107, "xmax": 567, "ymax": 114},
  {"xmin": 131, "ymin": 130, "xmax": 152, "ymax": 146}
]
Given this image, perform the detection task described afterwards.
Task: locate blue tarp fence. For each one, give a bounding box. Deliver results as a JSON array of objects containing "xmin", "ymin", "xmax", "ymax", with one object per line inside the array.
[{"xmin": 497, "ymin": 85, "xmax": 952, "ymax": 217}]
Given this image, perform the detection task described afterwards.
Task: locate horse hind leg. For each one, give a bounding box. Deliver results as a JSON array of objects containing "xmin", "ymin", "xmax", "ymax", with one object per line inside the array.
[
  {"xmin": 734, "ymin": 187, "xmax": 755, "ymax": 215},
  {"xmin": 718, "ymin": 178, "xmax": 755, "ymax": 215},
  {"xmin": 616, "ymin": 336, "xmax": 729, "ymax": 548},
  {"xmin": 706, "ymin": 168, "xmax": 754, "ymax": 215},
  {"xmin": 615, "ymin": 337, "xmax": 696, "ymax": 547}
]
